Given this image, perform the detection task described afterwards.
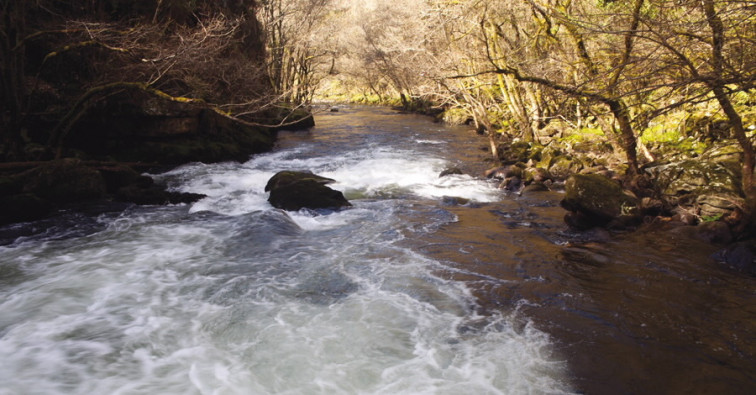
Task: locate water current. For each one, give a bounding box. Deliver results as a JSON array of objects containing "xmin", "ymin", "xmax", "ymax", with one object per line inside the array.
[{"xmin": 1, "ymin": 106, "xmax": 753, "ymax": 394}]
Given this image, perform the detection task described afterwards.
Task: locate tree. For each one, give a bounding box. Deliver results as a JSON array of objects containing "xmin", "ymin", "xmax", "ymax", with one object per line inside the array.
[
  {"xmin": 258, "ymin": 0, "xmax": 334, "ymax": 104},
  {"xmin": 636, "ymin": 0, "xmax": 755, "ymax": 208}
]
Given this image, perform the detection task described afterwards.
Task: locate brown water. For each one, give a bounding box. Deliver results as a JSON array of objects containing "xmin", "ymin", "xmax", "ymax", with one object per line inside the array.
[
  {"xmin": 408, "ymin": 170, "xmax": 756, "ymax": 393},
  {"xmin": 289, "ymin": 105, "xmax": 756, "ymax": 393}
]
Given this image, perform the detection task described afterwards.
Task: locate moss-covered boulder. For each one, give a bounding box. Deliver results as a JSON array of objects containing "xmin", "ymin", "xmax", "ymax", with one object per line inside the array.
[
  {"xmin": 0, "ymin": 160, "xmax": 207, "ymax": 226},
  {"xmin": 561, "ymin": 174, "xmax": 640, "ymax": 230},
  {"xmin": 523, "ymin": 167, "xmax": 552, "ymax": 184},
  {"xmin": 22, "ymin": 159, "xmax": 106, "ymax": 203},
  {"xmin": 64, "ymin": 90, "xmax": 279, "ymax": 165},
  {"xmin": 497, "ymin": 141, "xmax": 538, "ymax": 164},
  {"xmin": 549, "ymin": 155, "xmax": 584, "ymax": 180},
  {"xmin": 645, "ymin": 160, "xmax": 743, "ymax": 219},
  {"xmin": 266, "ymin": 171, "xmax": 351, "ymax": 211},
  {"xmin": 265, "ymin": 171, "xmax": 336, "ymax": 192},
  {"xmin": 0, "ymin": 193, "xmax": 53, "ymax": 224}
]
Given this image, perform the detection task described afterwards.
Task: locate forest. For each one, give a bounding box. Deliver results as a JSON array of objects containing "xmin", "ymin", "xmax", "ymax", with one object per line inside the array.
[{"xmin": 1, "ymin": 0, "xmax": 755, "ymax": 236}]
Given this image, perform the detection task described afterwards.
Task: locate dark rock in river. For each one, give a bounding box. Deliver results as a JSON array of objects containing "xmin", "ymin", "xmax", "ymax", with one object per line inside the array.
[
  {"xmin": 521, "ymin": 182, "xmax": 550, "ymax": 194},
  {"xmin": 0, "ymin": 193, "xmax": 52, "ymax": 224},
  {"xmin": 266, "ymin": 171, "xmax": 351, "ymax": 211},
  {"xmin": 115, "ymin": 184, "xmax": 205, "ymax": 205},
  {"xmin": 23, "ymin": 159, "xmax": 106, "ymax": 203},
  {"xmin": 265, "ymin": 170, "xmax": 336, "ymax": 192},
  {"xmin": 295, "ymin": 269, "xmax": 358, "ymax": 305},
  {"xmin": 501, "ymin": 176, "xmax": 522, "ymax": 192},
  {"xmin": 439, "ymin": 167, "xmax": 464, "ymax": 177},
  {"xmin": 485, "ymin": 164, "xmax": 522, "ymax": 180},
  {"xmin": 0, "ymin": 159, "xmax": 206, "ymax": 226},
  {"xmin": 712, "ymin": 241, "xmax": 756, "ymax": 275},
  {"xmin": 441, "ymin": 196, "xmax": 471, "ymax": 206},
  {"xmin": 561, "ymin": 174, "xmax": 639, "ymax": 230}
]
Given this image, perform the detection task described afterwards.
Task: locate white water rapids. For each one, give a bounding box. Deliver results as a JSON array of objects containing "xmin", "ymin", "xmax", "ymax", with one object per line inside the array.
[{"xmin": 0, "ymin": 107, "xmax": 574, "ymax": 394}]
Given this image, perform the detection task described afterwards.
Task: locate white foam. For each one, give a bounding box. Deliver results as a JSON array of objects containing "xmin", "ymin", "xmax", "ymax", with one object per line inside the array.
[{"xmin": 0, "ymin": 115, "xmax": 573, "ymax": 394}]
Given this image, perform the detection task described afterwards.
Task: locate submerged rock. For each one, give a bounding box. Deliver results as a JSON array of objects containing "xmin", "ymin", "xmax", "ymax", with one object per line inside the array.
[
  {"xmin": 561, "ymin": 174, "xmax": 639, "ymax": 230},
  {"xmin": 294, "ymin": 269, "xmax": 358, "ymax": 305},
  {"xmin": 441, "ymin": 196, "xmax": 471, "ymax": 206},
  {"xmin": 266, "ymin": 171, "xmax": 351, "ymax": 211},
  {"xmin": 712, "ymin": 241, "xmax": 756, "ymax": 275}
]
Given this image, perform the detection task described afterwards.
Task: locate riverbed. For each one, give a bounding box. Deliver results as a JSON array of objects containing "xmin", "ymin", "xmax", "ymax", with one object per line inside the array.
[{"xmin": 1, "ymin": 106, "xmax": 753, "ymax": 394}]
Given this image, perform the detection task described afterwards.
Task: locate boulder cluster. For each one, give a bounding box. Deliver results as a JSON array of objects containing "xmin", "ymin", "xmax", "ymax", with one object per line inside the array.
[{"xmin": 483, "ymin": 137, "xmax": 754, "ymax": 243}]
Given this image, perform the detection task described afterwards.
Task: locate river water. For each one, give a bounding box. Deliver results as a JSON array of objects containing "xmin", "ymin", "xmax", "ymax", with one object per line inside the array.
[{"xmin": 0, "ymin": 106, "xmax": 753, "ymax": 394}]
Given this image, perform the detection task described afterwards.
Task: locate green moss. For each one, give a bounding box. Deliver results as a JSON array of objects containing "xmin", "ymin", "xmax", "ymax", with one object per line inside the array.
[
  {"xmin": 442, "ymin": 107, "xmax": 471, "ymax": 125},
  {"xmin": 641, "ymin": 123, "xmax": 680, "ymax": 144},
  {"xmin": 559, "ymin": 127, "xmax": 605, "ymax": 143},
  {"xmin": 350, "ymin": 94, "xmax": 383, "ymax": 105},
  {"xmin": 701, "ymin": 213, "xmax": 724, "ymax": 222}
]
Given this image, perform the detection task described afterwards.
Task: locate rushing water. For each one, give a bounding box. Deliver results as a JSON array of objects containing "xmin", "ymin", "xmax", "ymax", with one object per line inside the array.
[{"xmin": 1, "ymin": 106, "xmax": 754, "ymax": 394}]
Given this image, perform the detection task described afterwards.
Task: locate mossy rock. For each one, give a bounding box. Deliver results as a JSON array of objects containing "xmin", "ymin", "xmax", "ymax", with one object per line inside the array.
[
  {"xmin": 265, "ymin": 171, "xmax": 336, "ymax": 192},
  {"xmin": 521, "ymin": 182, "xmax": 550, "ymax": 194},
  {"xmin": 561, "ymin": 174, "xmax": 639, "ymax": 229},
  {"xmin": 570, "ymin": 140, "xmax": 613, "ymax": 154},
  {"xmin": 523, "ymin": 167, "xmax": 552, "ymax": 184},
  {"xmin": 696, "ymin": 193, "xmax": 745, "ymax": 219},
  {"xmin": 266, "ymin": 171, "xmax": 350, "ymax": 211},
  {"xmin": 647, "ymin": 158, "xmax": 744, "ymax": 220},
  {"xmin": 700, "ymin": 142, "xmax": 744, "ymax": 176},
  {"xmin": 69, "ymin": 92, "xmax": 277, "ymax": 165},
  {"xmin": 549, "ymin": 156, "xmax": 584, "ymax": 180},
  {"xmin": 498, "ymin": 141, "xmax": 536, "ymax": 163},
  {"xmin": 0, "ymin": 193, "xmax": 52, "ymax": 225},
  {"xmin": 646, "ymin": 160, "xmax": 741, "ymax": 200},
  {"xmin": 22, "ymin": 159, "xmax": 106, "ymax": 203},
  {"xmin": 537, "ymin": 146, "xmax": 563, "ymax": 169}
]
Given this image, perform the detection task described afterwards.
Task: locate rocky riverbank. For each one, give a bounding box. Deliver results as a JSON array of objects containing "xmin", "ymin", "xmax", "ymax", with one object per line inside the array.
[
  {"xmin": 0, "ymin": 91, "xmax": 315, "ymax": 226},
  {"xmin": 477, "ymin": 130, "xmax": 756, "ymax": 274}
]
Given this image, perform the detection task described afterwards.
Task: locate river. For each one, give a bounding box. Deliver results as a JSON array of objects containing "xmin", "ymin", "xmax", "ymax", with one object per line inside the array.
[{"xmin": 0, "ymin": 106, "xmax": 753, "ymax": 394}]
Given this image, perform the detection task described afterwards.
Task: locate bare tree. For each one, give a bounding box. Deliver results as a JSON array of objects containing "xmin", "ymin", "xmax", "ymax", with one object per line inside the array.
[{"xmin": 637, "ymin": 0, "xmax": 755, "ymax": 204}]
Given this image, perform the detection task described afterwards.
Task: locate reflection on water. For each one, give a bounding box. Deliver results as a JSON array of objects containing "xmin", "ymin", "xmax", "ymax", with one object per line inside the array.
[{"xmin": 414, "ymin": 190, "xmax": 755, "ymax": 394}]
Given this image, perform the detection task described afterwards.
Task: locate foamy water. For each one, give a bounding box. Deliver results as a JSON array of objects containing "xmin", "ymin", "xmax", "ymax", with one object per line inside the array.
[{"xmin": 0, "ymin": 107, "xmax": 574, "ymax": 394}]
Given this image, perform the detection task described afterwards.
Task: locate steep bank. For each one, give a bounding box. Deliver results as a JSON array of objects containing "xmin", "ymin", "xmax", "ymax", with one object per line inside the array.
[{"xmin": 1, "ymin": 1, "xmax": 317, "ymax": 226}]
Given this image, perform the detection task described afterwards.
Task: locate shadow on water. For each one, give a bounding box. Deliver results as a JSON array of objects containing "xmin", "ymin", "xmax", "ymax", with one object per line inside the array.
[{"xmin": 409, "ymin": 190, "xmax": 755, "ymax": 394}]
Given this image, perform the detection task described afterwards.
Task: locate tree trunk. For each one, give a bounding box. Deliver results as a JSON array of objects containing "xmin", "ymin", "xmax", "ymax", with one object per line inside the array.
[
  {"xmin": 712, "ymin": 86, "xmax": 755, "ymax": 200},
  {"xmin": 607, "ymin": 99, "xmax": 639, "ymax": 176},
  {"xmin": 1, "ymin": 0, "xmax": 26, "ymax": 158}
]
